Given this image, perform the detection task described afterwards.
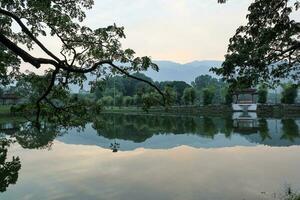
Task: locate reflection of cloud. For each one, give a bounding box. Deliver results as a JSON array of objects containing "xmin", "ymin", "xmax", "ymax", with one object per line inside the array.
[{"xmin": 6, "ymin": 142, "xmax": 300, "ymax": 200}]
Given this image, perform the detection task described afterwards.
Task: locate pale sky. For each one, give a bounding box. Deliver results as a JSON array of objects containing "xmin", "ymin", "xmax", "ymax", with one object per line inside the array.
[
  {"xmin": 17, "ymin": 0, "xmax": 300, "ymax": 73},
  {"xmin": 19, "ymin": 0, "xmax": 264, "ymax": 72},
  {"xmin": 82, "ymin": 0, "xmax": 253, "ymax": 63}
]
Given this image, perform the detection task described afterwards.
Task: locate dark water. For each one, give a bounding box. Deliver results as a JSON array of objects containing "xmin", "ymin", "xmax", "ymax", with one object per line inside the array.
[{"xmin": 1, "ymin": 113, "xmax": 300, "ymax": 200}]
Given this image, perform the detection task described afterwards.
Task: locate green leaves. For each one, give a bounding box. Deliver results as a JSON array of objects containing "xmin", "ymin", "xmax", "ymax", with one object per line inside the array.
[
  {"xmin": 281, "ymin": 83, "xmax": 298, "ymax": 104},
  {"xmin": 0, "ymin": 0, "xmax": 161, "ymax": 121},
  {"xmin": 213, "ymin": 0, "xmax": 300, "ymax": 87}
]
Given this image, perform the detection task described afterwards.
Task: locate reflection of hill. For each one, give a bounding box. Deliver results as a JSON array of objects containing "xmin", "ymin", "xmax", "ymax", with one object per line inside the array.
[
  {"xmin": 0, "ymin": 114, "xmax": 299, "ymax": 150},
  {"xmin": 57, "ymin": 114, "xmax": 300, "ymax": 150},
  {"xmin": 58, "ymin": 124, "xmax": 255, "ymax": 151},
  {"xmin": 244, "ymin": 119, "xmax": 300, "ymax": 146}
]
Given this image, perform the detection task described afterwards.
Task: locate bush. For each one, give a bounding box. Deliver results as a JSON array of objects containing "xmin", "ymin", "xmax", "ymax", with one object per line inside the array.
[
  {"xmin": 141, "ymin": 92, "xmax": 160, "ymax": 111},
  {"xmin": 281, "ymin": 84, "xmax": 298, "ymax": 104},
  {"xmin": 123, "ymin": 96, "xmax": 133, "ymax": 107},
  {"xmin": 100, "ymin": 96, "xmax": 114, "ymax": 106},
  {"xmin": 258, "ymin": 86, "xmax": 268, "ymax": 104},
  {"xmin": 203, "ymin": 87, "xmax": 215, "ymax": 105},
  {"xmin": 182, "ymin": 87, "xmax": 196, "ymax": 105},
  {"xmin": 223, "ymin": 88, "xmax": 233, "ymax": 105}
]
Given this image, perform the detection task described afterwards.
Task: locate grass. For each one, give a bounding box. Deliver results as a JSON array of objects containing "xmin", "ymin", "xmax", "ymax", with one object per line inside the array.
[{"xmin": 0, "ymin": 105, "xmax": 11, "ymax": 114}]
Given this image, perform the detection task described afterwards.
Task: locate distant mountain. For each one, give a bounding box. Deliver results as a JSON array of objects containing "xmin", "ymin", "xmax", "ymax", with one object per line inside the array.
[
  {"xmin": 146, "ymin": 60, "xmax": 223, "ymax": 84},
  {"xmin": 70, "ymin": 60, "xmax": 223, "ymax": 93}
]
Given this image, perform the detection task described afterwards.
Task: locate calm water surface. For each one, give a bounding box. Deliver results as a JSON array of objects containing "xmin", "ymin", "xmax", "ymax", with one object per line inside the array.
[{"xmin": 1, "ymin": 114, "xmax": 300, "ymax": 200}]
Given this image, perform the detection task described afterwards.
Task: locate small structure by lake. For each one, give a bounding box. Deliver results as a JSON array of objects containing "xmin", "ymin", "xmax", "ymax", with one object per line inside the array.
[
  {"xmin": 232, "ymin": 88, "xmax": 258, "ymax": 112},
  {"xmin": 232, "ymin": 88, "xmax": 259, "ymax": 133}
]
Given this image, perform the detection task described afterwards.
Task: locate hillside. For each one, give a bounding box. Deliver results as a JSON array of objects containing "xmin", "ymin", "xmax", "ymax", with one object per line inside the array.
[
  {"xmin": 145, "ymin": 60, "xmax": 222, "ymax": 84},
  {"xmin": 71, "ymin": 60, "xmax": 223, "ymax": 93}
]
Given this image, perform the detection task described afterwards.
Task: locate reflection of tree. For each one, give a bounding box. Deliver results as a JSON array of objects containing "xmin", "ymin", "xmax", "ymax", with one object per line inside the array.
[
  {"xmin": 0, "ymin": 137, "xmax": 21, "ymax": 192},
  {"xmin": 258, "ymin": 119, "xmax": 271, "ymax": 141},
  {"xmin": 92, "ymin": 114, "xmax": 221, "ymax": 142},
  {"xmin": 202, "ymin": 117, "xmax": 218, "ymax": 138},
  {"xmin": 281, "ymin": 119, "xmax": 300, "ymax": 142},
  {"xmin": 13, "ymin": 122, "xmax": 64, "ymax": 149},
  {"xmin": 222, "ymin": 118, "xmax": 233, "ymax": 138}
]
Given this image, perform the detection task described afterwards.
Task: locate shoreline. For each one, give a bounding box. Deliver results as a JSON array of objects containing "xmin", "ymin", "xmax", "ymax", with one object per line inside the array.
[{"xmin": 1, "ymin": 104, "xmax": 300, "ymax": 118}]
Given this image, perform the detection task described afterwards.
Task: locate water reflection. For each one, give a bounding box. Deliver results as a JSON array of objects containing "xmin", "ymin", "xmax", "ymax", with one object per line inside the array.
[
  {"xmin": 0, "ymin": 137, "xmax": 21, "ymax": 192},
  {"xmin": 0, "ymin": 114, "xmax": 299, "ymax": 199},
  {"xmin": 0, "ymin": 115, "xmax": 300, "ymax": 152},
  {"xmin": 88, "ymin": 114, "xmax": 300, "ymax": 149}
]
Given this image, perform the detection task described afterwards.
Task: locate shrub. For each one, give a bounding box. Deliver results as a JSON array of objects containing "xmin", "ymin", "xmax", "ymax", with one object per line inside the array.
[
  {"xmin": 203, "ymin": 87, "xmax": 215, "ymax": 105},
  {"xmin": 281, "ymin": 84, "xmax": 298, "ymax": 104},
  {"xmin": 258, "ymin": 86, "xmax": 268, "ymax": 104}
]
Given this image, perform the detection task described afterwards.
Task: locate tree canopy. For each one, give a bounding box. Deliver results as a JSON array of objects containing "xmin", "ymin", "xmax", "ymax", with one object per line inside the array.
[
  {"xmin": 212, "ymin": 0, "xmax": 300, "ymax": 88},
  {"xmin": 0, "ymin": 0, "xmax": 165, "ymax": 121}
]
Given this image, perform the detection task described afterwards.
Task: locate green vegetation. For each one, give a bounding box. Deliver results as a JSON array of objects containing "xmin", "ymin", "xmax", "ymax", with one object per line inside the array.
[
  {"xmin": 281, "ymin": 83, "xmax": 298, "ymax": 104},
  {"xmin": 202, "ymin": 87, "xmax": 215, "ymax": 105},
  {"xmin": 0, "ymin": 105, "xmax": 10, "ymax": 114},
  {"xmin": 212, "ymin": 0, "xmax": 300, "ymax": 87},
  {"xmin": 182, "ymin": 88, "xmax": 196, "ymax": 105},
  {"xmin": 0, "ymin": 0, "xmax": 162, "ymax": 121},
  {"xmin": 0, "ymin": 0, "xmax": 299, "ymax": 120},
  {"xmin": 258, "ymin": 85, "xmax": 268, "ymax": 104},
  {"xmin": 89, "ymin": 74, "xmax": 236, "ymax": 109}
]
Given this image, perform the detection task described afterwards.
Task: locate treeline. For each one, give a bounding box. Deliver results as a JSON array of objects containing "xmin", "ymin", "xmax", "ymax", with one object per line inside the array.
[
  {"xmin": 84, "ymin": 73, "xmax": 299, "ymax": 108},
  {"xmin": 1, "ymin": 73, "xmax": 297, "ymax": 109}
]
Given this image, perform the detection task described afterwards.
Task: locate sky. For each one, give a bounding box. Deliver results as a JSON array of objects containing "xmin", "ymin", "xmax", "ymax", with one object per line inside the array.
[
  {"xmin": 16, "ymin": 0, "xmax": 300, "ymax": 73},
  {"xmin": 81, "ymin": 0, "xmax": 254, "ymax": 63}
]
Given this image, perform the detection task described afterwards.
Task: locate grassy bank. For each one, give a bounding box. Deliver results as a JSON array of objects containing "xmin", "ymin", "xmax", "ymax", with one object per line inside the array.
[
  {"xmin": 0, "ymin": 105, "xmax": 11, "ymax": 114},
  {"xmin": 104, "ymin": 104, "xmax": 300, "ymax": 118}
]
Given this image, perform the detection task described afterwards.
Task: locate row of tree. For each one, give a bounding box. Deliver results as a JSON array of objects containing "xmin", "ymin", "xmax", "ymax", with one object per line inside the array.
[{"xmin": 87, "ymin": 73, "xmax": 299, "ymax": 108}]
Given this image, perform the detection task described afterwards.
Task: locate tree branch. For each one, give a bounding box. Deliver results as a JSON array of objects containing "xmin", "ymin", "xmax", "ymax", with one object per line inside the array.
[
  {"xmin": 36, "ymin": 68, "xmax": 59, "ymax": 123},
  {"xmin": 108, "ymin": 62, "xmax": 166, "ymax": 106},
  {"xmin": 0, "ymin": 8, "xmax": 61, "ymax": 62},
  {"xmin": 0, "ymin": 33, "xmax": 59, "ymax": 68}
]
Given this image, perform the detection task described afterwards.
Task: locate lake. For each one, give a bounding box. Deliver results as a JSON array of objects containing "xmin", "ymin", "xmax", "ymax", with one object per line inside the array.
[{"xmin": 1, "ymin": 113, "xmax": 300, "ymax": 200}]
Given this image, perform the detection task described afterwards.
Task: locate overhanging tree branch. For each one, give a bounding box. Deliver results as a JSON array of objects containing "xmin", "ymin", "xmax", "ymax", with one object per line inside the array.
[
  {"xmin": 0, "ymin": 8, "xmax": 61, "ymax": 62},
  {"xmin": 0, "ymin": 33, "xmax": 59, "ymax": 68},
  {"xmin": 36, "ymin": 68, "xmax": 59, "ymax": 123},
  {"xmin": 108, "ymin": 62, "xmax": 166, "ymax": 106}
]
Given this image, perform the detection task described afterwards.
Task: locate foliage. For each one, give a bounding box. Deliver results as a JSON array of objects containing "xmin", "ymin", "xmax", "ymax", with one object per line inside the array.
[
  {"xmin": 223, "ymin": 87, "xmax": 233, "ymax": 105},
  {"xmin": 192, "ymin": 75, "xmax": 226, "ymax": 104},
  {"xmin": 203, "ymin": 87, "xmax": 215, "ymax": 105},
  {"xmin": 92, "ymin": 100, "xmax": 103, "ymax": 114},
  {"xmin": 90, "ymin": 73, "xmax": 240, "ymax": 107},
  {"xmin": 212, "ymin": 0, "xmax": 300, "ymax": 87},
  {"xmin": 159, "ymin": 81, "xmax": 191, "ymax": 104},
  {"xmin": 258, "ymin": 85, "xmax": 268, "ymax": 104},
  {"xmin": 164, "ymin": 86, "xmax": 177, "ymax": 106},
  {"xmin": 115, "ymin": 94, "xmax": 123, "ymax": 107},
  {"xmin": 141, "ymin": 92, "xmax": 161, "ymax": 111},
  {"xmin": 123, "ymin": 96, "xmax": 133, "ymax": 107},
  {"xmin": 182, "ymin": 87, "xmax": 196, "ymax": 105},
  {"xmin": 192, "ymin": 75, "xmax": 220, "ymax": 90},
  {"xmin": 0, "ymin": 0, "xmax": 162, "ymax": 122},
  {"xmin": 281, "ymin": 83, "xmax": 298, "ymax": 104},
  {"xmin": 281, "ymin": 119, "xmax": 299, "ymax": 141},
  {"xmin": 100, "ymin": 96, "xmax": 114, "ymax": 106}
]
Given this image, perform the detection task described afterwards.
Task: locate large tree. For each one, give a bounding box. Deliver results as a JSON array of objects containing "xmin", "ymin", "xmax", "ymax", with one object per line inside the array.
[
  {"xmin": 213, "ymin": 0, "xmax": 300, "ymax": 88},
  {"xmin": 0, "ymin": 0, "xmax": 165, "ymax": 121}
]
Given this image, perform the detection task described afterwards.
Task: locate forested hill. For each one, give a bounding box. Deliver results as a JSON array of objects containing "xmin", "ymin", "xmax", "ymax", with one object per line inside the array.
[
  {"xmin": 71, "ymin": 60, "xmax": 223, "ymax": 93},
  {"xmin": 146, "ymin": 60, "xmax": 222, "ymax": 83}
]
